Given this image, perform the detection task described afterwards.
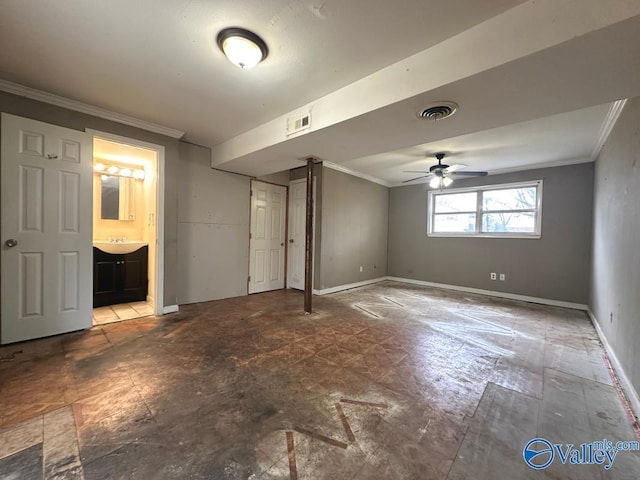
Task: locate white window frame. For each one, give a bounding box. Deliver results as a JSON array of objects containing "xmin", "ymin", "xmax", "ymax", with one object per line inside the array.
[{"xmin": 427, "ymin": 180, "xmax": 543, "ymax": 239}]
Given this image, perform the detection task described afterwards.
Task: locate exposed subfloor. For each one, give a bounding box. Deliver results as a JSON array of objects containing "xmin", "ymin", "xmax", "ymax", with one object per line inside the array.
[{"xmin": 1, "ymin": 281, "xmax": 639, "ymax": 479}]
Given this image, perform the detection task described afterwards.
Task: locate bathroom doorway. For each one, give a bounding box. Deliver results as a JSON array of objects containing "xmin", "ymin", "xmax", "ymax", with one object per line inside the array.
[{"xmin": 89, "ymin": 132, "xmax": 165, "ymax": 325}]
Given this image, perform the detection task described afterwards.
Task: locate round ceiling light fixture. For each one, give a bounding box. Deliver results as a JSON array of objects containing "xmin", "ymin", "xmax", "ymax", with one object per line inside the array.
[
  {"xmin": 416, "ymin": 101, "xmax": 458, "ymax": 121},
  {"xmin": 217, "ymin": 27, "xmax": 268, "ymax": 69}
]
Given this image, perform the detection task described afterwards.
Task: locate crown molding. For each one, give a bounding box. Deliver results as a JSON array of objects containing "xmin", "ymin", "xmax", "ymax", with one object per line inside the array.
[
  {"xmin": 322, "ymin": 161, "xmax": 391, "ymax": 187},
  {"xmin": 591, "ymin": 99, "xmax": 627, "ymax": 160},
  {"xmin": 0, "ymin": 79, "xmax": 184, "ymax": 139}
]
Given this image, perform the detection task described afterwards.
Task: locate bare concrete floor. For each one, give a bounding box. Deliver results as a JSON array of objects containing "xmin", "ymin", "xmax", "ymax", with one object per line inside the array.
[{"xmin": 1, "ymin": 281, "xmax": 639, "ymax": 479}]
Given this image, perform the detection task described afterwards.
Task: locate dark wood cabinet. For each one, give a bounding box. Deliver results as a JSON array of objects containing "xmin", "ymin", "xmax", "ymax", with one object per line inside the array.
[{"xmin": 93, "ymin": 246, "xmax": 148, "ymax": 307}]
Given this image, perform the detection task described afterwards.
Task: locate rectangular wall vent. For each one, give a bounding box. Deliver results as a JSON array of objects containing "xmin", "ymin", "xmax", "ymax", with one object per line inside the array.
[{"xmin": 286, "ymin": 111, "xmax": 311, "ymax": 136}]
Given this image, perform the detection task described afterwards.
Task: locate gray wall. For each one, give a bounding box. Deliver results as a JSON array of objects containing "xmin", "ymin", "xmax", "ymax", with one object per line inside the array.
[
  {"xmin": 0, "ymin": 91, "xmax": 181, "ymax": 306},
  {"xmin": 388, "ymin": 163, "xmax": 594, "ymax": 303},
  {"xmin": 290, "ymin": 164, "xmax": 324, "ymax": 287},
  {"xmin": 590, "ymin": 97, "xmax": 640, "ymax": 396},
  {"xmin": 177, "ymin": 142, "xmax": 250, "ymax": 304},
  {"xmin": 258, "ymin": 170, "xmax": 290, "ymax": 186},
  {"xmin": 319, "ymin": 167, "xmax": 389, "ymax": 289}
]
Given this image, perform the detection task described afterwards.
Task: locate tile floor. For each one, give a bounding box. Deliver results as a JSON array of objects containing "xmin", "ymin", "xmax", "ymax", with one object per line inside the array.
[
  {"xmin": 1, "ymin": 281, "xmax": 639, "ymax": 479},
  {"xmin": 92, "ymin": 301, "xmax": 155, "ymax": 325}
]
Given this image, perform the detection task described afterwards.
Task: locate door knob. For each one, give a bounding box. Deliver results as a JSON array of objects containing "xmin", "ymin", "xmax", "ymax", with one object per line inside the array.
[
  {"xmin": 281, "ymin": 242, "xmax": 284, "ymax": 247},
  {"xmin": 289, "ymin": 239, "xmax": 294, "ymax": 243},
  {"xmin": 5, "ymin": 239, "xmax": 18, "ymax": 248}
]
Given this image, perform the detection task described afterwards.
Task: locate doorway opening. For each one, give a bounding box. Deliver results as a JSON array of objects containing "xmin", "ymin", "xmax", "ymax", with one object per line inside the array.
[{"xmin": 90, "ymin": 134, "xmax": 163, "ymax": 325}]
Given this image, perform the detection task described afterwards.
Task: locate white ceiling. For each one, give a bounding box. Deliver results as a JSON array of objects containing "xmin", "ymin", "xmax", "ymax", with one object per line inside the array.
[
  {"xmin": 346, "ymin": 103, "xmax": 613, "ymax": 185},
  {"xmin": 1, "ymin": 1, "xmax": 640, "ymax": 185}
]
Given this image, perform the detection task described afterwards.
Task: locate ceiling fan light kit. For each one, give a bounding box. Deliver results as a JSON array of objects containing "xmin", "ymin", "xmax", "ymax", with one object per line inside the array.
[{"xmin": 403, "ymin": 152, "xmax": 488, "ymax": 187}]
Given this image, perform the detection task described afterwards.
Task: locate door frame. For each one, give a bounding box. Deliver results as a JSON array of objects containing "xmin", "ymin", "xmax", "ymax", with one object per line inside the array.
[
  {"xmin": 286, "ymin": 178, "xmax": 316, "ymax": 290},
  {"xmin": 86, "ymin": 129, "xmax": 166, "ymax": 316}
]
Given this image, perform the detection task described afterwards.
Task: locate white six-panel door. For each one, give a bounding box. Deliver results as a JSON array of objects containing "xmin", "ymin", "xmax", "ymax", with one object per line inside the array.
[
  {"xmin": 287, "ymin": 179, "xmax": 306, "ymax": 290},
  {"xmin": 1, "ymin": 113, "xmax": 93, "ymax": 344},
  {"xmin": 248, "ymin": 181, "xmax": 286, "ymax": 294}
]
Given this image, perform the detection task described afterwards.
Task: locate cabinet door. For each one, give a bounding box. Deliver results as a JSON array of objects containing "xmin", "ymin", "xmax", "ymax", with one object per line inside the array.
[
  {"xmin": 93, "ymin": 246, "xmax": 148, "ymax": 307},
  {"xmin": 121, "ymin": 246, "xmax": 148, "ymax": 302},
  {"xmin": 93, "ymin": 248, "xmax": 121, "ymax": 307}
]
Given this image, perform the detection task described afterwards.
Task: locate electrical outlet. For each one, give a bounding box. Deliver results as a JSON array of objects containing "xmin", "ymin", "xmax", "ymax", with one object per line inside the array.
[
  {"xmin": 490, "ymin": 272, "xmax": 497, "ymax": 280},
  {"xmin": 499, "ymin": 273, "xmax": 506, "ymax": 281}
]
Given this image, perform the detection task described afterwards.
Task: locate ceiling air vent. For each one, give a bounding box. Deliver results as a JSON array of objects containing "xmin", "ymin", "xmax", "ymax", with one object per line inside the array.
[
  {"xmin": 286, "ymin": 110, "xmax": 311, "ymax": 136},
  {"xmin": 417, "ymin": 101, "xmax": 458, "ymax": 121}
]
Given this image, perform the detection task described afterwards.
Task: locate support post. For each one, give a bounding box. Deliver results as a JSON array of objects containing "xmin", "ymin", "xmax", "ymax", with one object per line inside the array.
[{"xmin": 304, "ymin": 158, "xmax": 314, "ymax": 314}]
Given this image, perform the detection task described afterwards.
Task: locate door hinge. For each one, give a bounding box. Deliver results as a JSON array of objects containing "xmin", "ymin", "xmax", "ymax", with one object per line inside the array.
[
  {"xmin": 248, "ymin": 275, "xmax": 251, "ymax": 282},
  {"xmin": 250, "ymin": 190, "xmax": 253, "ymax": 196},
  {"xmin": 249, "ymin": 232, "xmax": 252, "ymax": 239}
]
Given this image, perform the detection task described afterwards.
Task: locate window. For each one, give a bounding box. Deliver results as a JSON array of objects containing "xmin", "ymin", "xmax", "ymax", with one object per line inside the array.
[{"xmin": 428, "ymin": 180, "xmax": 542, "ymax": 238}]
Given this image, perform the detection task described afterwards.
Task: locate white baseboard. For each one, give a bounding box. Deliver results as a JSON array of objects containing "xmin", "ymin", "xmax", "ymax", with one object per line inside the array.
[
  {"xmin": 313, "ymin": 277, "xmax": 388, "ymax": 295},
  {"xmin": 162, "ymin": 304, "xmax": 179, "ymax": 314},
  {"xmin": 587, "ymin": 309, "xmax": 640, "ymax": 422},
  {"xmin": 312, "ymin": 275, "xmax": 589, "ymax": 310},
  {"xmin": 385, "ymin": 276, "xmax": 588, "ymax": 310}
]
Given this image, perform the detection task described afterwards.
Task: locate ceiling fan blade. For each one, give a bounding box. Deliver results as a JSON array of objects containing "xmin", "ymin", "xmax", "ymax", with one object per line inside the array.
[
  {"xmin": 443, "ymin": 164, "xmax": 467, "ymax": 173},
  {"xmin": 402, "ymin": 175, "xmax": 430, "ymax": 183},
  {"xmin": 449, "ymin": 171, "xmax": 488, "ymax": 177},
  {"xmin": 403, "ymin": 170, "xmax": 431, "ymax": 174}
]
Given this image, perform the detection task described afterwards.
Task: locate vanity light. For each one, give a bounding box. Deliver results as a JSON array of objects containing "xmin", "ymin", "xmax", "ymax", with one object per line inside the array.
[
  {"xmin": 217, "ymin": 27, "xmax": 268, "ymax": 69},
  {"xmin": 94, "ymin": 163, "xmax": 145, "ymax": 180}
]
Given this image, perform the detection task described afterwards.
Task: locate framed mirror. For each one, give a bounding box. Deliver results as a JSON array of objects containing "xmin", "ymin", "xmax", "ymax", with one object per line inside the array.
[{"xmin": 100, "ymin": 175, "xmax": 136, "ymax": 221}]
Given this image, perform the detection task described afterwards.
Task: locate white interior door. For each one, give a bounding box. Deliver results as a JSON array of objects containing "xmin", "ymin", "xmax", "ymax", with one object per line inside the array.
[
  {"xmin": 1, "ymin": 113, "xmax": 93, "ymax": 344},
  {"xmin": 249, "ymin": 180, "xmax": 286, "ymax": 294},
  {"xmin": 287, "ymin": 179, "xmax": 307, "ymax": 290}
]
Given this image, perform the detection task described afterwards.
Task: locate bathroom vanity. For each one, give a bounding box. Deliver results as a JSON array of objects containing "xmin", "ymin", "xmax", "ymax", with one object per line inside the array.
[{"xmin": 93, "ymin": 244, "xmax": 148, "ymax": 307}]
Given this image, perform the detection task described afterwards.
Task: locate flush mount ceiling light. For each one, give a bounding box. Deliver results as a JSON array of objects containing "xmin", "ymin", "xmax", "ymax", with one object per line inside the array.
[{"xmin": 217, "ymin": 27, "xmax": 268, "ymax": 69}]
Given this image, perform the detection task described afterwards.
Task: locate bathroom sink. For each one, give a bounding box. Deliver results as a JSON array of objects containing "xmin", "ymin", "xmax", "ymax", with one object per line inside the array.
[{"xmin": 93, "ymin": 241, "xmax": 148, "ymax": 255}]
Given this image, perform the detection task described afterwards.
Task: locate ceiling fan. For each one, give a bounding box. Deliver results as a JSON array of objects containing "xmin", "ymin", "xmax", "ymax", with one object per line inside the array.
[{"xmin": 402, "ymin": 152, "xmax": 488, "ymax": 188}]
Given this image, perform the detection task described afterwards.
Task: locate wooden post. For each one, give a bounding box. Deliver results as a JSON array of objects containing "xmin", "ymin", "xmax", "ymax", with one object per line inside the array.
[{"xmin": 304, "ymin": 158, "xmax": 314, "ymax": 314}]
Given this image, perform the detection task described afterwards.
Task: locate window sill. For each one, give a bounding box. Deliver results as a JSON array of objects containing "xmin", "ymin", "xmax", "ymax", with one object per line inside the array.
[{"xmin": 427, "ymin": 232, "xmax": 541, "ymax": 239}]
